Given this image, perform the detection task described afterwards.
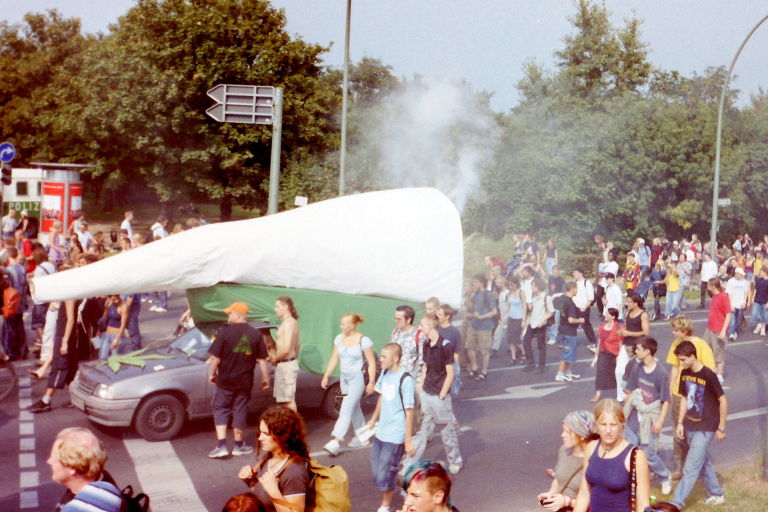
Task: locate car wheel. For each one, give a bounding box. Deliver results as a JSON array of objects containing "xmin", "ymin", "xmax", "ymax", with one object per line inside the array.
[
  {"xmin": 321, "ymin": 382, "xmax": 343, "ymax": 419},
  {"xmin": 134, "ymin": 394, "xmax": 186, "ymax": 442}
]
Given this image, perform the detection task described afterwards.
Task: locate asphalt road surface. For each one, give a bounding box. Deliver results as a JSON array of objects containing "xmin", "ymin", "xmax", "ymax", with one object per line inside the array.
[{"xmin": 3, "ymin": 294, "xmax": 767, "ymax": 512}]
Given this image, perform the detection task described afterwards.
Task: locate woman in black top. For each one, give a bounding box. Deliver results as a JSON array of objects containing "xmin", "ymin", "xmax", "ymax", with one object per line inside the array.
[{"xmin": 616, "ymin": 293, "xmax": 649, "ymax": 391}]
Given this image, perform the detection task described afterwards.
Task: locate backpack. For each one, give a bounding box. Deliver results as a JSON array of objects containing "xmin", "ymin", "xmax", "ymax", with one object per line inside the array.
[
  {"xmin": 271, "ymin": 458, "xmax": 351, "ymax": 512},
  {"xmin": 142, "ymin": 230, "xmax": 154, "ymax": 244},
  {"xmin": 382, "ymin": 369, "xmax": 412, "ymax": 411},
  {"xmin": 120, "ymin": 485, "xmax": 150, "ymax": 512}
]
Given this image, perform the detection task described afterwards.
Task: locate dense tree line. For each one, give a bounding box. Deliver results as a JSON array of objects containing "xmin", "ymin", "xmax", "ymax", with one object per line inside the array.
[{"xmin": 1, "ymin": 0, "xmax": 766, "ymax": 246}]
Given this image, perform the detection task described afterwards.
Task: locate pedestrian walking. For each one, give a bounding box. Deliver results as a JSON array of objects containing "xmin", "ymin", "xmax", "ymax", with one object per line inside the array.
[
  {"xmin": 464, "ymin": 274, "xmax": 496, "ymax": 381},
  {"xmin": 321, "ymin": 313, "xmax": 377, "ymax": 456},
  {"xmin": 272, "ymin": 296, "xmax": 301, "ymax": 412},
  {"xmin": 572, "ymin": 268, "xmax": 597, "ymax": 352},
  {"xmin": 522, "ymin": 277, "xmax": 553, "ymax": 373},
  {"xmin": 749, "ymin": 266, "xmax": 768, "ymax": 336},
  {"xmin": 702, "ymin": 279, "xmax": 731, "ymax": 383},
  {"xmin": 591, "ymin": 308, "xmax": 622, "ymax": 403},
  {"xmin": 698, "ymin": 253, "xmax": 718, "ymax": 309},
  {"xmin": 392, "ymin": 305, "xmax": 422, "ymax": 382},
  {"xmin": 556, "ymin": 282, "xmax": 583, "ymax": 383},
  {"xmin": 504, "ymin": 276, "xmax": 526, "ymax": 365},
  {"xmin": 725, "ymin": 268, "xmax": 750, "ymax": 340},
  {"xmin": 616, "ymin": 293, "xmax": 649, "ymax": 400},
  {"xmin": 208, "ymin": 302, "xmax": 270, "ymax": 458}
]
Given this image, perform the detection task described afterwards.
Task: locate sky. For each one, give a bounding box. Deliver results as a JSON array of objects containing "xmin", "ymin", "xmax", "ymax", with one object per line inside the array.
[{"xmin": 4, "ymin": 1, "xmax": 768, "ymax": 112}]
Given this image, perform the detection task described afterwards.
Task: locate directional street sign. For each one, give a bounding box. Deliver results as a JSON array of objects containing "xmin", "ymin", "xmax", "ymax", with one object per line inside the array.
[
  {"xmin": 206, "ymin": 84, "xmax": 274, "ymax": 124},
  {"xmin": 0, "ymin": 142, "xmax": 16, "ymax": 163},
  {"xmin": 468, "ymin": 382, "xmax": 569, "ymax": 401},
  {"xmin": 717, "ymin": 198, "xmax": 731, "ymax": 207}
]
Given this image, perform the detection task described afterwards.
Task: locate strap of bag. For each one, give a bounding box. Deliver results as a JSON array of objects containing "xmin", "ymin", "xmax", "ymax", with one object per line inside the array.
[
  {"xmin": 629, "ymin": 446, "xmax": 638, "ymax": 511},
  {"xmin": 558, "ymin": 465, "xmax": 582, "ymax": 495}
]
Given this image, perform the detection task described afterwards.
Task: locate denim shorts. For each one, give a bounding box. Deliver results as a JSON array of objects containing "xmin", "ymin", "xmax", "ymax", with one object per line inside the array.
[
  {"xmin": 559, "ymin": 334, "xmax": 578, "ymax": 363},
  {"xmin": 31, "ymin": 303, "xmax": 49, "ymax": 329},
  {"xmin": 370, "ymin": 437, "xmax": 405, "ymax": 491}
]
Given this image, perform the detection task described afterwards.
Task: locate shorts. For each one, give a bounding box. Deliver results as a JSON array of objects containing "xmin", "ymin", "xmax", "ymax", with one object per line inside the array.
[
  {"xmin": 370, "ymin": 437, "xmax": 405, "ymax": 491},
  {"xmin": 559, "ymin": 334, "xmax": 578, "ymax": 363},
  {"xmin": 702, "ymin": 329, "xmax": 725, "ymax": 366},
  {"xmin": 273, "ymin": 359, "xmax": 299, "ymax": 403},
  {"xmin": 465, "ymin": 327, "xmax": 492, "ymax": 353},
  {"xmin": 31, "ymin": 303, "xmax": 49, "ymax": 329},
  {"xmin": 212, "ymin": 386, "xmax": 251, "ymax": 429},
  {"xmin": 47, "ymin": 361, "xmax": 71, "ymax": 390}
]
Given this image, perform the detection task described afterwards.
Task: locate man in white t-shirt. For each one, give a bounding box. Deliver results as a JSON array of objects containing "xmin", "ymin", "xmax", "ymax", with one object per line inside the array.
[
  {"xmin": 726, "ymin": 268, "xmax": 751, "ymax": 340},
  {"xmin": 120, "ymin": 211, "xmax": 134, "ymax": 245},
  {"xmin": 603, "ymin": 273, "xmax": 624, "ymax": 319},
  {"xmin": 699, "ymin": 253, "xmax": 719, "ymax": 309},
  {"xmin": 77, "ymin": 222, "xmax": 94, "ymax": 250},
  {"xmin": 2, "ymin": 208, "xmax": 17, "ymax": 239},
  {"xmin": 572, "ymin": 268, "xmax": 597, "ymax": 350}
]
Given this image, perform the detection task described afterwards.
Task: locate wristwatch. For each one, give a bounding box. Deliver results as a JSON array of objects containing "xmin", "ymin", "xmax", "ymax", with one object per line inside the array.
[{"xmin": 717, "ymin": 428, "xmax": 726, "ymax": 434}]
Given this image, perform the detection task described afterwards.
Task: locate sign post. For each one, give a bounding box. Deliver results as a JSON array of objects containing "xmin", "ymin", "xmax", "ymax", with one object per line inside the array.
[{"xmin": 206, "ymin": 85, "xmax": 283, "ymax": 215}]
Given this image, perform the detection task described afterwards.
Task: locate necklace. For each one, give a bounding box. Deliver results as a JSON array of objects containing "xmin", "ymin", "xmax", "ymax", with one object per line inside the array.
[{"xmin": 600, "ymin": 440, "xmax": 621, "ymax": 458}]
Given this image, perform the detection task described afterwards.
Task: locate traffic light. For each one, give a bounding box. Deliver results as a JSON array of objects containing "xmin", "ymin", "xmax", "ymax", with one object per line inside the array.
[{"xmin": 0, "ymin": 164, "xmax": 10, "ymax": 186}]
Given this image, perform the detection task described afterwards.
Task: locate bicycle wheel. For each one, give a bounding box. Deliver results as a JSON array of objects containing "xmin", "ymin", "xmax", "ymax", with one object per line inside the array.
[{"xmin": 0, "ymin": 361, "xmax": 17, "ymax": 402}]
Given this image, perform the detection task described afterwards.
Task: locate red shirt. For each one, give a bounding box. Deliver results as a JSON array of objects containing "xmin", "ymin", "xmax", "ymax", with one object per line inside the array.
[
  {"xmin": 598, "ymin": 321, "xmax": 623, "ymax": 356},
  {"xmin": 707, "ymin": 292, "xmax": 731, "ymax": 332}
]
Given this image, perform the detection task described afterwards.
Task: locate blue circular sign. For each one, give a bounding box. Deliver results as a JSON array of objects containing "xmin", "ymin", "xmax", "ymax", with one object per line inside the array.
[{"xmin": 0, "ymin": 142, "xmax": 16, "ymax": 163}]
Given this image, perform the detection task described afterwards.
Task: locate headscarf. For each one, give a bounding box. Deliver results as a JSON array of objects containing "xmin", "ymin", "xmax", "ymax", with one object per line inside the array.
[{"xmin": 563, "ymin": 409, "xmax": 594, "ymax": 440}]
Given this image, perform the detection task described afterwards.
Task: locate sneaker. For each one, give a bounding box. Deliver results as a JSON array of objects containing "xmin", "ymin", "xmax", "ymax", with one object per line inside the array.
[
  {"xmin": 208, "ymin": 445, "xmax": 230, "ymax": 458},
  {"xmin": 148, "ymin": 305, "xmax": 159, "ymax": 312},
  {"xmin": 661, "ymin": 478, "xmax": 673, "ymax": 495},
  {"xmin": 546, "ymin": 338, "xmax": 556, "ymax": 345},
  {"xmin": 717, "ymin": 374, "xmax": 725, "ymax": 385},
  {"xmin": 566, "ymin": 373, "xmax": 581, "ymax": 380},
  {"xmin": 754, "ymin": 325, "xmax": 762, "ymax": 334},
  {"xmin": 323, "ymin": 439, "xmax": 341, "ymax": 456},
  {"xmin": 448, "ymin": 464, "xmax": 462, "ymax": 475},
  {"xmin": 555, "ymin": 373, "xmax": 573, "ymax": 382},
  {"xmin": 728, "ymin": 333, "xmax": 736, "ymax": 341},
  {"xmin": 703, "ymin": 495, "xmax": 725, "ymax": 505},
  {"xmin": 762, "ymin": 326, "xmax": 766, "ymax": 337},
  {"xmin": 587, "ymin": 344, "xmax": 598, "ymax": 353},
  {"xmin": 29, "ymin": 399, "xmax": 51, "ymax": 413},
  {"xmin": 376, "ymin": 507, "xmax": 390, "ymax": 512},
  {"xmin": 232, "ymin": 443, "xmax": 254, "ymax": 456},
  {"xmin": 155, "ymin": 307, "xmax": 168, "ymax": 313},
  {"xmin": 347, "ymin": 437, "xmax": 370, "ymax": 449}
]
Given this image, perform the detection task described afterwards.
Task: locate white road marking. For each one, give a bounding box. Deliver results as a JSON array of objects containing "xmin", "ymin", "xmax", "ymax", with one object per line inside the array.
[
  {"xmin": 20, "ymin": 471, "xmax": 38, "ymax": 488},
  {"xmin": 20, "ymin": 490, "xmax": 39, "ymax": 509},
  {"xmin": 19, "ymin": 398, "xmax": 31, "ymax": 408},
  {"xmin": 19, "ymin": 453, "xmax": 35, "ymax": 468},
  {"xmin": 20, "ymin": 437, "xmax": 35, "ymax": 451},
  {"xmin": 18, "ymin": 376, "xmax": 31, "ymax": 387},
  {"xmin": 20, "ymin": 422, "xmax": 34, "ymax": 435},
  {"xmin": 19, "ymin": 387, "xmax": 32, "ymax": 398},
  {"xmin": 123, "ymin": 437, "xmax": 209, "ymax": 512},
  {"xmin": 19, "ymin": 410, "xmax": 33, "ymax": 421}
]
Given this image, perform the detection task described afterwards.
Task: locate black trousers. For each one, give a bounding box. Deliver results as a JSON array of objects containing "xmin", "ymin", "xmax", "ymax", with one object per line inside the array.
[
  {"xmin": 580, "ymin": 308, "xmax": 597, "ymax": 345},
  {"xmin": 523, "ymin": 325, "xmax": 547, "ymax": 367}
]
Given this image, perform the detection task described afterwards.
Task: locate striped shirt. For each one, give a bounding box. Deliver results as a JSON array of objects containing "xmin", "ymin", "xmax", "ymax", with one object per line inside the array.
[{"xmin": 61, "ymin": 481, "xmax": 122, "ymax": 512}]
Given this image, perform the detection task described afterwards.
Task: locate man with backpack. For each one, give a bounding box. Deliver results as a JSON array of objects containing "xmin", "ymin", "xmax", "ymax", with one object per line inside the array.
[{"xmin": 366, "ymin": 343, "xmax": 415, "ymax": 512}]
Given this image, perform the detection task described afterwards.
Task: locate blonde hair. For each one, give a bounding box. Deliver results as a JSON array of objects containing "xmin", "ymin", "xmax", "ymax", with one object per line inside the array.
[
  {"xmin": 54, "ymin": 427, "xmax": 107, "ymax": 480},
  {"xmin": 593, "ymin": 398, "xmax": 625, "ymax": 424},
  {"xmin": 669, "ymin": 315, "xmax": 693, "ymax": 335}
]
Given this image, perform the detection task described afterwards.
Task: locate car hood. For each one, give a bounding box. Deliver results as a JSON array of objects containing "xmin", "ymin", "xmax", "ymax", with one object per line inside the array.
[{"xmin": 77, "ymin": 347, "xmax": 202, "ymax": 385}]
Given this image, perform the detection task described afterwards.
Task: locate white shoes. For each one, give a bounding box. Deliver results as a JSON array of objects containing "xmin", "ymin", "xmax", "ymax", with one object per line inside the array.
[
  {"xmin": 703, "ymin": 495, "xmax": 725, "ymax": 505},
  {"xmin": 754, "ymin": 324, "xmax": 762, "ymax": 334},
  {"xmin": 555, "ymin": 373, "xmax": 572, "ymax": 382},
  {"xmin": 661, "ymin": 478, "xmax": 673, "ymax": 495},
  {"xmin": 323, "ymin": 439, "xmax": 341, "ymax": 456},
  {"xmin": 347, "ymin": 436, "xmax": 371, "ymax": 449},
  {"xmin": 448, "ymin": 463, "xmax": 462, "ymax": 475}
]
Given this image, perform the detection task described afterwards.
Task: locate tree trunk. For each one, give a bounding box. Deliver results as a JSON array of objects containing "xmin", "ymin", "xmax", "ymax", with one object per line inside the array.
[{"xmin": 220, "ymin": 196, "xmax": 232, "ymax": 222}]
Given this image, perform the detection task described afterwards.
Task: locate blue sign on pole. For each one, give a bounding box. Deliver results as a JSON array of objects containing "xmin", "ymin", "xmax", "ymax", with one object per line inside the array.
[{"xmin": 0, "ymin": 142, "xmax": 16, "ymax": 163}]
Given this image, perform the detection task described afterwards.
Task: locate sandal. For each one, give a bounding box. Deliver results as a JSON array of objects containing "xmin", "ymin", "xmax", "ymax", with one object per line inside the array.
[
  {"xmin": 474, "ymin": 372, "xmax": 487, "ymax": 381},
  {"xmin": 27, "ymin": 369, "xmax": 44, "ymax": 380},
  {"xmin": 467, "ymin": 369, "xmax": 478, "ymax": 379}
]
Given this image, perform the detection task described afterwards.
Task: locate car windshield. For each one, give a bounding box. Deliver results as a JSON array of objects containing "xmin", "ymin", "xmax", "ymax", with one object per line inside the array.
[{"xmin": 169, "ymin": 328, "xmax": 213, "ymax": 360}]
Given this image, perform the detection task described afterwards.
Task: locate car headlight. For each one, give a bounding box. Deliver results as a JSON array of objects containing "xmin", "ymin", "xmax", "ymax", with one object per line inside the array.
[{"xmin": 94, "ymin": 384, "xmax": 115, "ymax": 400}]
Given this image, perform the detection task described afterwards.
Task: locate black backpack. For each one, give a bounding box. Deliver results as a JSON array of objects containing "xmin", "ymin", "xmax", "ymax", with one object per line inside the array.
[{"xmin": 120, "ymin": 485, "xmax": 150, "ymax": 512}]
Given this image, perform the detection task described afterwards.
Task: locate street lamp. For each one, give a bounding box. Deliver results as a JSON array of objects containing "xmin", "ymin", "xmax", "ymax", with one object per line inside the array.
[
  {"xmin": 709, "ymin": 14, "xmax": 768, "ymax": 258},
  {"xmin": 339, "ymin": 0, "xmax": 352, "ymax": 196}
]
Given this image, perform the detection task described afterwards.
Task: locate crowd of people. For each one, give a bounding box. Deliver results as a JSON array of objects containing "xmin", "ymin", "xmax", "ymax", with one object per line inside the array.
[{"xmin": 10, "ymin": 215, "xmax": 768, "ymax": 511}]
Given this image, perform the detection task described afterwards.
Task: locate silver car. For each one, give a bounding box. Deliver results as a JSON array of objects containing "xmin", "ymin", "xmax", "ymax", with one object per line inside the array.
[{"xmin": 69, "ymin": 322, "xmax": 343, "ymax": 441}]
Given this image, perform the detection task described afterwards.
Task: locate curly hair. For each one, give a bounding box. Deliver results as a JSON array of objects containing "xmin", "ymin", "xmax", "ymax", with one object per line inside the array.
[
  {"xmin": 259, "ymin": 406, "xmax": 309, "ymax": 461},
  {"xmin": 276, "ymin": 296, "xmax": 299, "ymax": 319}
]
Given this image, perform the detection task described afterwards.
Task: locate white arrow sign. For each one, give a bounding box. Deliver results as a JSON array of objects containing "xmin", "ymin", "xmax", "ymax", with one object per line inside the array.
[
  {"xmin": 206, "ymin": 84, "xmax": 274, "ymax": 124},
  {"xmin": 468, "ymin": 382, "xmax": 568, "ymax": 401}
]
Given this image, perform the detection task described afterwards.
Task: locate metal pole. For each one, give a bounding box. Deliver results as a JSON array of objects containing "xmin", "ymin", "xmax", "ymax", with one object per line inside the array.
[
  {"xmin": 709, "ymin": 14, "xmax": 768, "ymax": 259},
  {"xmin": 339, "ymin": 0, "xmax": 352, "ymax": 196},
  {"xmin": 267, "ymin": 87, "xmax": 283, "ymax": 215}
]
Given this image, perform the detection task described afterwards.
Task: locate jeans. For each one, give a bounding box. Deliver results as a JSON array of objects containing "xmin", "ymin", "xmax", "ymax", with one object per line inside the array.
[
  {"xmin": 671, "ymin": 430, "xmax": 724, "ymax": 508},
  {"xmin": 91, "ymin": 332, "xmax": 116, "ymax": 360},
  {"xmin": 370, "ymin": 438, "xmax": 405, "ymax": 491},
  {"xmin": 450, "ymin": 363, "xmax": 462, "ymax": 397},
  {"xmin": 332, "ymin": 372, "xmax": 365, "ymax": 441},
  {"xmin": 558, "ymin": 334, "xmax": 578, "ymax": 363},
  {"xmin": 624, "ymin": 426, "xmax": 670, "ymax": 479},
  {"xmin": 404, "ymin": 392, "xmax": 462, "ymax": 468},
  {"xmin": 728, "ymin": 308, "xmax": 744, "ymax": 336},
  {"xmin": 545, "ymin": 257, "xmax": 556, "ymax": 276},
  {"xmin": 699, "ymin": 281, "xmax": 709, "ymax": 307},
  {"xmin": 749, "ymin": 302, "xmax": 768, "ymax": 328},
  {"xmin": 150, "ymin": 291, "xmax": 168, "ymax": 309},
  {"xmin": 653, "ymin": 290, "xmax": 664, "ymax": 319},
  {"xmin": 123, "ymin": 306, "xmax": 142, "ymax": 353},
  {"xmin": 665, "ymin": 290, "xmax": 683, "ymax": 317},
  {"xmin": 547, "ymin": 310, "xmax": 560, "ymax": 342}
]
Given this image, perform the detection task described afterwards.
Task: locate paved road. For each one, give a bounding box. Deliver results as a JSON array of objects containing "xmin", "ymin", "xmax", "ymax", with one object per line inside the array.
[{"xmin": 3, "ymin": 297, "xmax": 767, "ymax": 512}]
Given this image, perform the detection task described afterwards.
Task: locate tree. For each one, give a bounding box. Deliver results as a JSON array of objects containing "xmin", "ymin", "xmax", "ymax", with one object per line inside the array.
[{"xmin": 58, "ymin": 0, "xmax": 337, "ymax": 219}]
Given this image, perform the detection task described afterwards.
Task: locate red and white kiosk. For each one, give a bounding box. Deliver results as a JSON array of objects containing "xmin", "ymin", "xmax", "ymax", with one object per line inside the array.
[{"xmin": 31, "ymin": 162, "xmax": 90, "ymax": 244}]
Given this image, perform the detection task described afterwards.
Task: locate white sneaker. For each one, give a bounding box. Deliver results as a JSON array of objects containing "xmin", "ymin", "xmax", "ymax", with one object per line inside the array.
[
  {"xmin": 155, "ymin": 307, "xmax": 168, "ymax": 313},
  {"xmin": 323, "ymin": 439, "xmax": 341, "ymax": 456},
  {"xmin": 555, "ymin": 373, "xmax": 572, "ymax": 382},
  {"xmin": 728, "ymin": 333, "xmax": 736, "ymax": 341},
  {"xmin": 661, "ymin": 478, "xmax": 673, "ymax": 495},
  {"xmin": 376, "ymin": 507, "xmax": 390, "ymax": 512},
  {"xmin": 761, "ymin": 326, "xmax": 766, "ymax": 337},
  {"xmin": 754, "ymin": 324, "xmax": 762, "ymax": 334},
  {"xmin": 547, "ymin": 338, "xmax": 556, "ymax": 345},
  {"xmin": 566, "ymin": 373, "xmax": 581, "ymax": 380},
  {"xmin": 148, "ymin": 305, "xmax": 159, "ymax": 312},
  {"xmin": 703, "ymin": 495, "xmax": 725, "ymax": 505},
  {"xmin": 448, "ymin": 463, "xmax": 462, "ymax": 475},
  {"xmin": 717, "ymin": 374, "xmax": 725, "ymax": 385},
  {"xmin": 347, "ymin": 436, "xmax": 370, "ymax": 449},
  {"xmin": 587, "ymin": 344, "xmax": 598, "ymax": 353}
]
